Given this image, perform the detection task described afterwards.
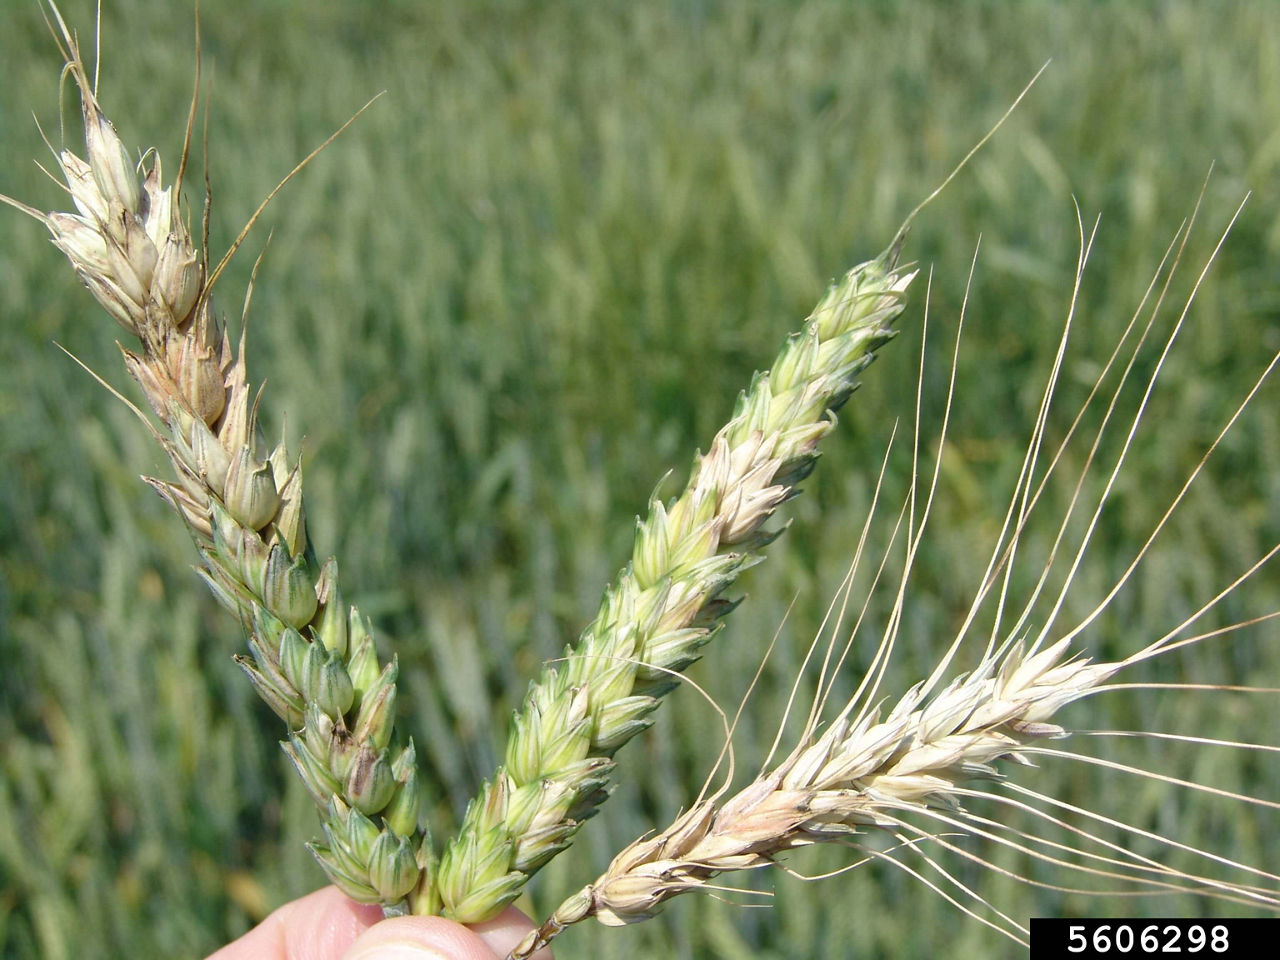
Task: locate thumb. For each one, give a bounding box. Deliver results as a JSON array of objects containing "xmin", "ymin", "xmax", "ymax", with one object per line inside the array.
[{"xmin": 341, "ymin": 906, "xmax": 552, "ymax": 960}]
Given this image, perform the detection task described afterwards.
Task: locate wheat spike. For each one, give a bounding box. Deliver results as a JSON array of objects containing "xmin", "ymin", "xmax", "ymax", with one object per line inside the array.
[
  {"xmin": 0, "ymin": 9, "xmax": 429, "ymax": 909},
  {"xmin": 433, "ymin": 254, "xmax": 916, "ymax": 920}
]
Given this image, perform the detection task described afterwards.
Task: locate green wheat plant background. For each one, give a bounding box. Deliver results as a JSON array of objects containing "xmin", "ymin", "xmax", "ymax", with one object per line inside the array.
[{"xmin": 1, "ymin": 1, "xmax": 1277, "ymax": 957}]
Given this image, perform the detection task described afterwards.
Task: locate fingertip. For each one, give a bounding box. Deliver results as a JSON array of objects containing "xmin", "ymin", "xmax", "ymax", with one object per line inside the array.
[
  {"xmin": 339, "ymin": 906, "xmax": 552, "ymax": 960},
  {"xmin": 341, "ymin": 916, "xmax": 494, "ymax": 960}
]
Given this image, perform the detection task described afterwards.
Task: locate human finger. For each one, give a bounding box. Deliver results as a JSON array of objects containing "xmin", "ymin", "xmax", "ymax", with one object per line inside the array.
[{"xmin": 205, "ymin": 886, "xmax": 383, "ymax": 960}]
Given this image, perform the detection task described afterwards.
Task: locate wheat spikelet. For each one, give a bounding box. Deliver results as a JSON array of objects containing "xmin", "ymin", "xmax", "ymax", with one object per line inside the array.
[
  {"xmin": 0, "ymin": 9, "xmax": 428, "ymax": 909},
  {"xmin": 510, "ymin": 198, "xmax": 1280, "ymax": 958}
]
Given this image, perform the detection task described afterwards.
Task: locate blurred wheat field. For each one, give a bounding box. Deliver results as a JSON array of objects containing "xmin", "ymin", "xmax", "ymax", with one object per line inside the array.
[{"xmin": 1, "ymin": 1, "xmax": 1278, "ymax": 957}]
